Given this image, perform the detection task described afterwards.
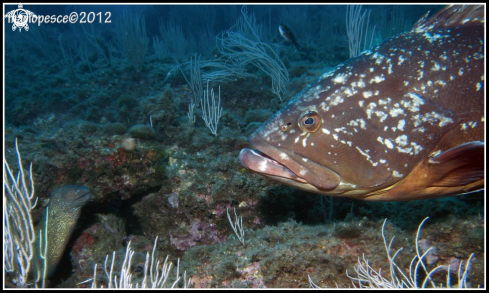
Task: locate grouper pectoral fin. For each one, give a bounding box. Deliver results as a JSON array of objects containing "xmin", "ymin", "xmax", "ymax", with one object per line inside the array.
[
  {"xmin": 428, "ymin": 141, "xmax": 484, "ymax": 187},
  {"xmin": 364, "ymin": 141, "xmax": 484, "ymax": 201}
]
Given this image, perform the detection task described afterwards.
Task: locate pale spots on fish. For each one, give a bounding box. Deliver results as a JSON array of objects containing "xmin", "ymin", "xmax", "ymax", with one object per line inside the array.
[
  {"xmin": 386, "ymin": 60, "xmax": 393, "ymax": 74},
  {"xmin": 413, "ymin": 126, "xmax": 426, "ymax": 133},
  {"xmin": 417, "ymin": 70, "xmax": 424, "ymax": 80},
  {"xmin": 278, "ymin": 132, "xmax": 288, "ymax": 141},
  {"xmin": 397, "ymin": 120, "xmax": 406, "ymax": 131},
  {"xmin": 302, "ymin": 134, "xmax": 309, "ymax": 147},
  {"xmin": 352, "ymin": 79, "xmax": 366, "ymax": 89},
  {"xmin": 392, "ymin": 171, "xmax": 404, "ymax": 177},
  {"xmin": 435, "ymin": 80, "xmax": 446, "ymax": 86},
  {"xmin": 412, "ymin": 111, "xmax": 454, "ymax": 128},
  {"xmin": 395, "ymin": 134, "xmax": 409, "ymax": 146},
  {"xmin": 321, "ymin": 128, "xmax": 331, "ymax": 135},
  {"xmin": 258, "ymin": 160, "xmax": 269, "ymax": 172},
  {"xmin": 389, "ymin": 106, "xmax": 405, "ymax": 117},
  {"xmin": 319, "ymin": 101, "xmax": 328, "ymax": 111},
  {"xmin": 363, "ymin": 91, "xmax": 373, "ymax": 99},
  {"xmin": 370, "ymin": 75, "xmax": 385, "ymax": 84},
  {"xmin": 355, "ymin": 146, "xmax": 382, "ymax": 167},
  {"xmin": 319, "ymin": 70, "xmax": 335, "ymax": 80},
  {"xmin": 397, "ymin": 55, "xmax": 406, "ymax": 65},
  {"xmin": 342, "ymin": 86, "xmax": 356, "ymax": 97},
  {"xmin": 339, "ymin": 181, "xmax": 357, "ymax": 188},
  {"xmin": 377, "ymin": 136, "xmax": 384, "ymax": 145},
  {"xmin": 431, "ymin": 61, "xmax": 441, "ymax": 71},
  {"xmin": 396, "ymin": 146, "xmax": 413, "ymax": 154},
  {"xmin": 376, "ymin": 111, "xmax": 388, "ymax": 122},
  {"xmin": 357, "ymin": 119, "xmax": 366, "ymax": 129},
  {"xmin": 411, "ymin": 142, "xmax": 423, "ymax": 155},
  {"xmin": 332, "ymin": 73, "xmax": 348, "ymax": 84},
  {"xmin": 240, "ymin": 6, "xmax": 483, "ymax": 201},
  {"xmin": 401, "ymin": 93, "xmax": 425, "ymax": 112},
  {"xmin": 422, "ymin": 31, "xmax": 450, "ymax": 43},
  {"xmin": 365, "ymin": 102, "xmax": 389, "ymax": 123},
  {"xmin": 371, "ymin": 52, "xmax": 385, "ymax": 65}
]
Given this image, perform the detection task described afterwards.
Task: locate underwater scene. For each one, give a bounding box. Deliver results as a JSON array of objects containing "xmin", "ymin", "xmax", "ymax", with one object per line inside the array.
[{"xmin": 4, "ymin": 4, "xmax": 485, "ymax": 288}]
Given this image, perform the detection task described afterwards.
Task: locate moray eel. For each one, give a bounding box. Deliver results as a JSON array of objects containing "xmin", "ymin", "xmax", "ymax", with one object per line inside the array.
[
  {"xmin": 39, "ymin": 185, "xmax": 92, "ymax": 277},
  {"xmin": 240, "ymin": 5, "xmax": 484, "ymax": 201}
]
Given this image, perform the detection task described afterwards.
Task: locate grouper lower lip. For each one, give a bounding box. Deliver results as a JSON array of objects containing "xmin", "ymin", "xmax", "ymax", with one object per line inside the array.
[
  {"xmin": 239, "ymin": 148, "xmax": 308, "ymax": 183},
  {"xmin": 241, "ymin": 134, "xmax": 341, "ymax": 191}
]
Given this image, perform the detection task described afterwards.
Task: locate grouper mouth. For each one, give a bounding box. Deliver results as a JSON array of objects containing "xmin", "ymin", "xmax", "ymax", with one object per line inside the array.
[
  {"xmin": 239, "ymin": 148, "xmax": 308, "ymax": 183},
  {"xmin": 239, "ymin": 134, "xmax": 341, "ymax": 191}
]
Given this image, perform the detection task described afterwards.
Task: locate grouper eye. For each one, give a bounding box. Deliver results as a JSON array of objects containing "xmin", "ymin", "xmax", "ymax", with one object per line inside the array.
[{"xmin": 298, "ymin": 111, "xmax": 321, "ymax": 132}]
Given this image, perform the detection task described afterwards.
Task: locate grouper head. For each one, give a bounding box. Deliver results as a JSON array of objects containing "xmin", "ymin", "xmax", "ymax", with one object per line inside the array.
[
  {"xmin": 239, "ymin": 98, "xmax": 379, "ymax": 198},
  {"xmin": 240, "ymin": 5, "xmax": 484, "ymax": 201}
]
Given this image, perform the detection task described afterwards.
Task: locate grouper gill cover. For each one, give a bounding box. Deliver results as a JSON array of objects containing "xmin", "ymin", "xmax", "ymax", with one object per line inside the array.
[{"xmin": 240, "ymin": 5, "xmax": 485, "ymax": 201}]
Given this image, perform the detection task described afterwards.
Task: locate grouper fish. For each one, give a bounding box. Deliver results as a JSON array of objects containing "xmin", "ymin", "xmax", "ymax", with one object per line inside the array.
[{"xmin": 240, "ymin": 5, "xmax": 484, "ymax": 201}]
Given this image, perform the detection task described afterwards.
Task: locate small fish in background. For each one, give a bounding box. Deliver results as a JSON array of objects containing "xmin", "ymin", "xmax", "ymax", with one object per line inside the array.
[{"xmin": 278, "ymin": 24, "xmax": 301, "ymax": 50}]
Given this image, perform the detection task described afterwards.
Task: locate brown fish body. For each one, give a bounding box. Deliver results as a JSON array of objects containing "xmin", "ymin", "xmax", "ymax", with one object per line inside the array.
[{"xmin": 240, "ymin": 5, "xmax": 484, "ymax": 201}]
